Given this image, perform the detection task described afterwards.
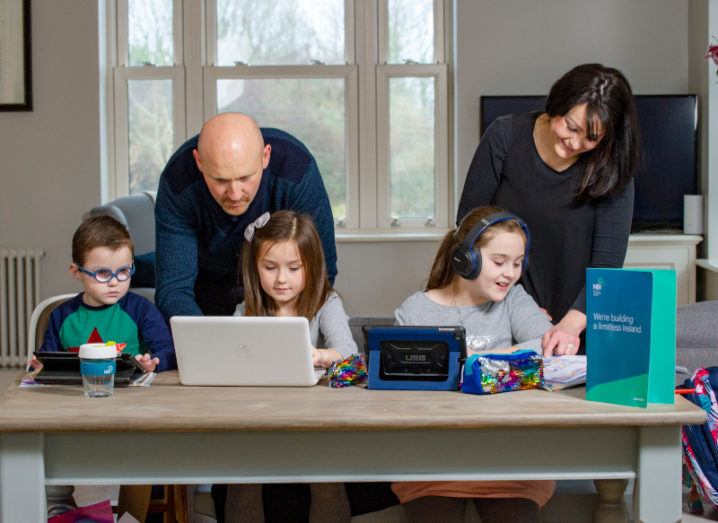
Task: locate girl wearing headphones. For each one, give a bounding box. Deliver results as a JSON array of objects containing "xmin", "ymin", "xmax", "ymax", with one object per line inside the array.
[
  {"xmin": 458, "ymin": 64, "xmax": 639, "ymax": 357},
  {"xmin": 392, "ymin": 206, "xmax": 553, "ymax": 522}
]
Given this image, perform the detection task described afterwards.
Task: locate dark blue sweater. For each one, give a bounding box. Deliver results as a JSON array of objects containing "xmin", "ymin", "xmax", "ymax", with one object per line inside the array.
[
  {"xmin": 41, "ymin": 292, "xmax": 177, "ymax": 372},
  {"xmin": 155, "ymin": 127, "xmax": 337, "ymax": 319}
]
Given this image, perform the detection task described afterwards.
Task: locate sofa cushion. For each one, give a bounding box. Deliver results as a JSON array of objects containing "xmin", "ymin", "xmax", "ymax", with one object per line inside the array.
[
  {"xmin": 677, "ymin": 301, "xmax": 718, "ymax": 350},
  {"xmin": 348, "ymin": 317, "xmax": 394, "ymax": 353}
]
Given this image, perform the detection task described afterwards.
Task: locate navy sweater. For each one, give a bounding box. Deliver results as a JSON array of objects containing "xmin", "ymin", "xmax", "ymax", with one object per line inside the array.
[
  {"xmin": 155, "ymin": 128, "xmax": 337, "ymax": 319},
  {"xmin": 41, "ymin": 292, "xmax": 177, "ymax": 372}
]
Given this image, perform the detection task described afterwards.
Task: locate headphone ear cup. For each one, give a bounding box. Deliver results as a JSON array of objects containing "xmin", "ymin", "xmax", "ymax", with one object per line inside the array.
[
  {"xmin": 470, "ymin": 249, "xmax": 482, "ymax": 280},
  {"xmin": 452, "ymin": 245, "xmax": 481, "ymax": 280}
]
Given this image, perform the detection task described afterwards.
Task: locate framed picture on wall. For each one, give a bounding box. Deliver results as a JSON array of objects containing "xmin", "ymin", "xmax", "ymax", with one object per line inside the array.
[{"xmin": 0, "ymin": 0, "xmax": 32, "ymax": 111}]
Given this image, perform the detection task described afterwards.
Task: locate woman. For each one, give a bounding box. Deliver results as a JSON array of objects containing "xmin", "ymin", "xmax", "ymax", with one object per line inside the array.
[{"xmin": 457, "ymin": 63, "xmax": 640, "ymax": 356}]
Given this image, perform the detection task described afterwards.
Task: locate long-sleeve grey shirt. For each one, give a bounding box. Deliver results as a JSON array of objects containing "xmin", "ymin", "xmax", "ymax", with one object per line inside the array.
[
  {"xmin": 394, "ymin": 285, "xmax": 552, "ymax": 353},
  {"xmin": 235, "ymin": 291, "xmax": 357, "ymax": 358}
]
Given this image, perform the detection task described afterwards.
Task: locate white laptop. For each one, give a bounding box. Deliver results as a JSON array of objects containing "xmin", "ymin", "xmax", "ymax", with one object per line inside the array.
[{"xmin": 170, "ymin": 316, "xmax": 325, "ymax": 386}]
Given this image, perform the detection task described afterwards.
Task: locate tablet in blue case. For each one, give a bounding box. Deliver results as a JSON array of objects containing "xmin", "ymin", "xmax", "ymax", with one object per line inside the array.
[{"xmin": 363, "ymin": 325, "xmax": 466, "ymax": 390}]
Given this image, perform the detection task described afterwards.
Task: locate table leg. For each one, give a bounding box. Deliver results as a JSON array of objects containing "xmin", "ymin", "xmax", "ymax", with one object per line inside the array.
[
  {"xmin": 0, "ymin": 433, "xmax": 46, "ymax": 523},
  {"xmin": 633, "ymin": 426, "xmax": 682, "ymax": 523},
  {"xmin": 46, "ymin": 484, "xmax": 76, "ymax": 516},
  {"xmin": 593, "ymin": 479, "xmax": 628, "ymax": 523}
]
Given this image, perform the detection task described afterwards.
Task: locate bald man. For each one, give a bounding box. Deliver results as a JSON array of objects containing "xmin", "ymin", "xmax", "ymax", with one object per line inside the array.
[{"xmin": 155, "ymin": 113, "xmax": 336, "ymax": 320}]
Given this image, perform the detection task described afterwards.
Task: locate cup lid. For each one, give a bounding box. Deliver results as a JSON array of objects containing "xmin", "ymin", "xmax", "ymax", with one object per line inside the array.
[{"xmin": 79, "ymin": 343, "xmax": 117, "ymax": 359}]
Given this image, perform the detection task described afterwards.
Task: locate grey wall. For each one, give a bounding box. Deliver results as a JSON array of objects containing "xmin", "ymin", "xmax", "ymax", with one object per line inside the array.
[
  {"xmin": 454, "ymin": 0, "xmax": 689, "ymax": 187},
  {"xmin": 0, "ymin": 0, "xmax": 100, "ymax": 298},
  {"xmin": 335, "ymin": 239, "xmax": 440, "ymax": 316},
  {"xmin": 0, "ymin": 0, "xmax": 699, "ymax": 317}
]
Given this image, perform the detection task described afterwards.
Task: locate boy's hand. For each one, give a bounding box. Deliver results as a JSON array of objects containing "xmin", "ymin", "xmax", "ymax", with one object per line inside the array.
[
  {"xmin": 27, "ymin": 356, "xmax": 43, "ymax": 372},
  {"xmin": 135, "ymin": 353, "xmax": 160, "ymax": 372}
]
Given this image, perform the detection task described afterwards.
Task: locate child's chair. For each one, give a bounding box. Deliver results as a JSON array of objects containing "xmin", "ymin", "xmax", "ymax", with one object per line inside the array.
[
  {"xmin": 27, "ymin": 293, "xmax": 76, "ymax": 364},
  {"xmin": 27, "ymin": 294, "xmax": 77, "ymax": 516}
]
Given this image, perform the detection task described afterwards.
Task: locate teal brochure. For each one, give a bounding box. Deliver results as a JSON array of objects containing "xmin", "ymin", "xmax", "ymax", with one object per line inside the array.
[{"xmin": 585, "ymin": 268, "xmax": 676, "ymax": 408}]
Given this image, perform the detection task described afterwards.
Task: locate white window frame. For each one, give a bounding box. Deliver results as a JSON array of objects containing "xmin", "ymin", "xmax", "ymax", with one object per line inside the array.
[
  {"xmin": 107, "ymin": 0, "xmax": 451, "ymax": 233},
  {"xmin": 375, "ymin": 0, "xmax": 448, "ymax": 229},
  {"xmin": 110, "ymin": 0, "xmax": 187, "ymax": 197}
]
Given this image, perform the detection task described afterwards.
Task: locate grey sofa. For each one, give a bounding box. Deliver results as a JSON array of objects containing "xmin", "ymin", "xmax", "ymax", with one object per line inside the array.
[{"xmin": 677, "ymin": 300, "xmax": 718, "ymax": 374}]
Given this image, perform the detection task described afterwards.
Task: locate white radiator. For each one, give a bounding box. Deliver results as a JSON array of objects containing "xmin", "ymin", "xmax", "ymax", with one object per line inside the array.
[{"xmin": 0, "ymin": 248, "xmax": 44, "ymax": 367}]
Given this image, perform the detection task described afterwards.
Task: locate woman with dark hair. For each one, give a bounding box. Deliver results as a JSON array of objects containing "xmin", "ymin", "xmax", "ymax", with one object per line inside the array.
[{"xmin": 457, "ymin": 63, "xmax": 640, "ymax": 356}]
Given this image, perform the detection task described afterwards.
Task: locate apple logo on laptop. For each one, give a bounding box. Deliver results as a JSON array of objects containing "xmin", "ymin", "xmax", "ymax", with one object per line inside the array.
[{"xmin": 234, "ymin": 344, "xmax": 252, "ymax": 359}]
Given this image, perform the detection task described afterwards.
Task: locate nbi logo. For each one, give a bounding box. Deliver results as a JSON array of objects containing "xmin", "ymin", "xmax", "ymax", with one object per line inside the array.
[{"xmin": 592, "ymin": 277, "xmax": 605, "ymax": 297}]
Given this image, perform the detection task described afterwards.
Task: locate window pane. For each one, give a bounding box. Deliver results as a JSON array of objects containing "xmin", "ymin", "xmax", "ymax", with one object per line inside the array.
[
  {"xmin": 128, "ymin": 0, "xmax": 173, "ymax": 66},
  {"xmin": 390, "ymin": 77, "xmax": 435, "ymax": 220},
  {"xmin": 217, "ymin": 79, "xmax": 347, "ymax": 221},
  {"xmin": 128, "ymin": 80, "xmax": 174, "ymax": 193},
  {"xmin": 388, "ymin": 0, "xmax": 434, "ymax": 64},
  {"xmin": 216, "ymin": 0, "xmax": 344, "ymax": 66}
]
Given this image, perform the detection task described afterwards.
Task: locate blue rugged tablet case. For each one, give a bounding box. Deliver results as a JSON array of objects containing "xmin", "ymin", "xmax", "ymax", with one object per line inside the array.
[{"xmin": 363, "ymin": 326, "xmax": 466, "ymax": 390}]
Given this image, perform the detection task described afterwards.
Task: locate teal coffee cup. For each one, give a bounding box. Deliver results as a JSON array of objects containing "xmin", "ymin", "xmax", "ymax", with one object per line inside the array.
[{"xmin": 79, "ymin": 343, "xmax": 117, "ymax": 397}]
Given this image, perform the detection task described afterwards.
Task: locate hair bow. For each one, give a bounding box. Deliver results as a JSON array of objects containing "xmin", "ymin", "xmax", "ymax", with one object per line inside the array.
[{"xmin": 244, "ymin": 212, "xmax": 271, "ymax": 242}]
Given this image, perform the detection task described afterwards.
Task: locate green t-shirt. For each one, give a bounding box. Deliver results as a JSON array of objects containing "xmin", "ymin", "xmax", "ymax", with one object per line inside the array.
[{"xmin": 58, "ymin": 302, "xmax": 144, "ymax": 356}]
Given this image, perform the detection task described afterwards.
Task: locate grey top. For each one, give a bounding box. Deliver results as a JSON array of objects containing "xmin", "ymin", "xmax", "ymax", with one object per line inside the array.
[
  {"xmin": 394, "ymin": 285, "xmax": 552, "ymax": 354},
  {"xmin": 235, "ymin": 291, "xmax": 357, "ymax": 358}
]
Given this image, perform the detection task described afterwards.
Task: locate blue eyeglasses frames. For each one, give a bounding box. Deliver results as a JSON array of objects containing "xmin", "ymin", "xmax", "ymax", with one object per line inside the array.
[{"xmin": 77, "ymin": 264, "xmax": 135, "ymax": 283}]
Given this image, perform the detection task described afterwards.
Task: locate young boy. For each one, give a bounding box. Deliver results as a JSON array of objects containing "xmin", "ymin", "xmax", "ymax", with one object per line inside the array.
[{"xmin": 35, "ymin": 215, "xmax": 175, "ymax": 372}]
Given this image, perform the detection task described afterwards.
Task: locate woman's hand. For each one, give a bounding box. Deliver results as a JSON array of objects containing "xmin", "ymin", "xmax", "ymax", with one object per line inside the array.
[
  {"xmin": 541, "ymin": 310, "xmax": 586, "ymax": 356},
  {"xmin": 135, "ymin": 353, "xmax": 160, "ymax": 372}
]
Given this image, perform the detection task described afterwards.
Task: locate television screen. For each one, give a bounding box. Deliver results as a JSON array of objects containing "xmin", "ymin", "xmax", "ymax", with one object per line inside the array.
[{"xmin": 479, "ymin": 95, "xmax": 698, "ymax": 232}]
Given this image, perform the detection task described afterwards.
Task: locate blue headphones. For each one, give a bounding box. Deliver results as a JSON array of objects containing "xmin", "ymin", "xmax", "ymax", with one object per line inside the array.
[{"xmin": 451, "ymin": 211, "xmax": 531, "ymax": 280}]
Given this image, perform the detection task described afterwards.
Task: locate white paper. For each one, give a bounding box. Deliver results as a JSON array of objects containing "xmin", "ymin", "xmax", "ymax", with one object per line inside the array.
[{"xmin": 542, "ymin": 355, "xmax": 587, "ymax": 391}]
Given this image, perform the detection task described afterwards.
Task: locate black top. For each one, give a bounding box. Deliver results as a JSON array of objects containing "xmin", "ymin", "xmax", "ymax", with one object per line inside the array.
[{"xmin": 457, "ymin": 112, "xmax": 634, "ymax": 323}]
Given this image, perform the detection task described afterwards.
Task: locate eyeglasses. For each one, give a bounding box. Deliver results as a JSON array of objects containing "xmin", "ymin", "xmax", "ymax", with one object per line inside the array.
[{"xmin": 77, "ymin": 264, "xmax": 135, "ymax": 283}]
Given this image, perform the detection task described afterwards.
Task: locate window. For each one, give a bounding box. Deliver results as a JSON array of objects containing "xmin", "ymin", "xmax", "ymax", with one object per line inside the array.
[{"xmin": 108, "ymin": 0, "xmax": 450, "ymax": 231}]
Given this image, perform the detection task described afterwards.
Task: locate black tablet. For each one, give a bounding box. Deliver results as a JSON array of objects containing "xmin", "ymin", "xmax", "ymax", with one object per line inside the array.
[{"xmin": 33, "ymin": 351, "xmax": 146, "ymax": 386}]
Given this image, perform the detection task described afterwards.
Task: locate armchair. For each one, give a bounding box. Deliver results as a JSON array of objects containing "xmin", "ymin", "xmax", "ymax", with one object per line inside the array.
[{"xmin": 88, "ymin": 191, "xmax": 157, "ymax": 291}]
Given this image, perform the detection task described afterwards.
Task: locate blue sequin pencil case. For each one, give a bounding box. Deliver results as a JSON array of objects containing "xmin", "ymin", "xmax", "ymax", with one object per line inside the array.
[{"xmin": 461, "ymin": 350, "xmax": 544, "ymax": 395}]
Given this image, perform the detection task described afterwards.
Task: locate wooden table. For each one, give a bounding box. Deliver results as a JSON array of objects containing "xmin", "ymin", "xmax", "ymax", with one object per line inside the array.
[{"xmin": 0, "ymin": 372, "xmax": 705, "ymax": 522}]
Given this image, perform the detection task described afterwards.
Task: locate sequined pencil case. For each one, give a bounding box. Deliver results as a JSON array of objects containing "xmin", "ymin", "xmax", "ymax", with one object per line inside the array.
[{"xmin": 461, "ymin": 350, "xmax": 544, "ymax": 395}]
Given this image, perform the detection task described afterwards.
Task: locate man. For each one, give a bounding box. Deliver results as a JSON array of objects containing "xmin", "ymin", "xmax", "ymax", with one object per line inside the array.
[{"xmin": 155, "ymin": 112, "xmax": 336, "ymax": 320}]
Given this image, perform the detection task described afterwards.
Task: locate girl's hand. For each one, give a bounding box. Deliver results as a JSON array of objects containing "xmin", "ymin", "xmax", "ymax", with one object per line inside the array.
[
  {"xmin": 135, "ymin": 353, "xmax": 160, "ymax": 372},
  {"xmin": 311, "ymin": 348, "xmax": 343, "ymax": 368},
  {"xmin": 541, "ymin": 310, "xmax": 586, "ymax": 356},
  {"xmin": 311, "ymin": 348, "xmax": 324, "ymax": 367}
]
